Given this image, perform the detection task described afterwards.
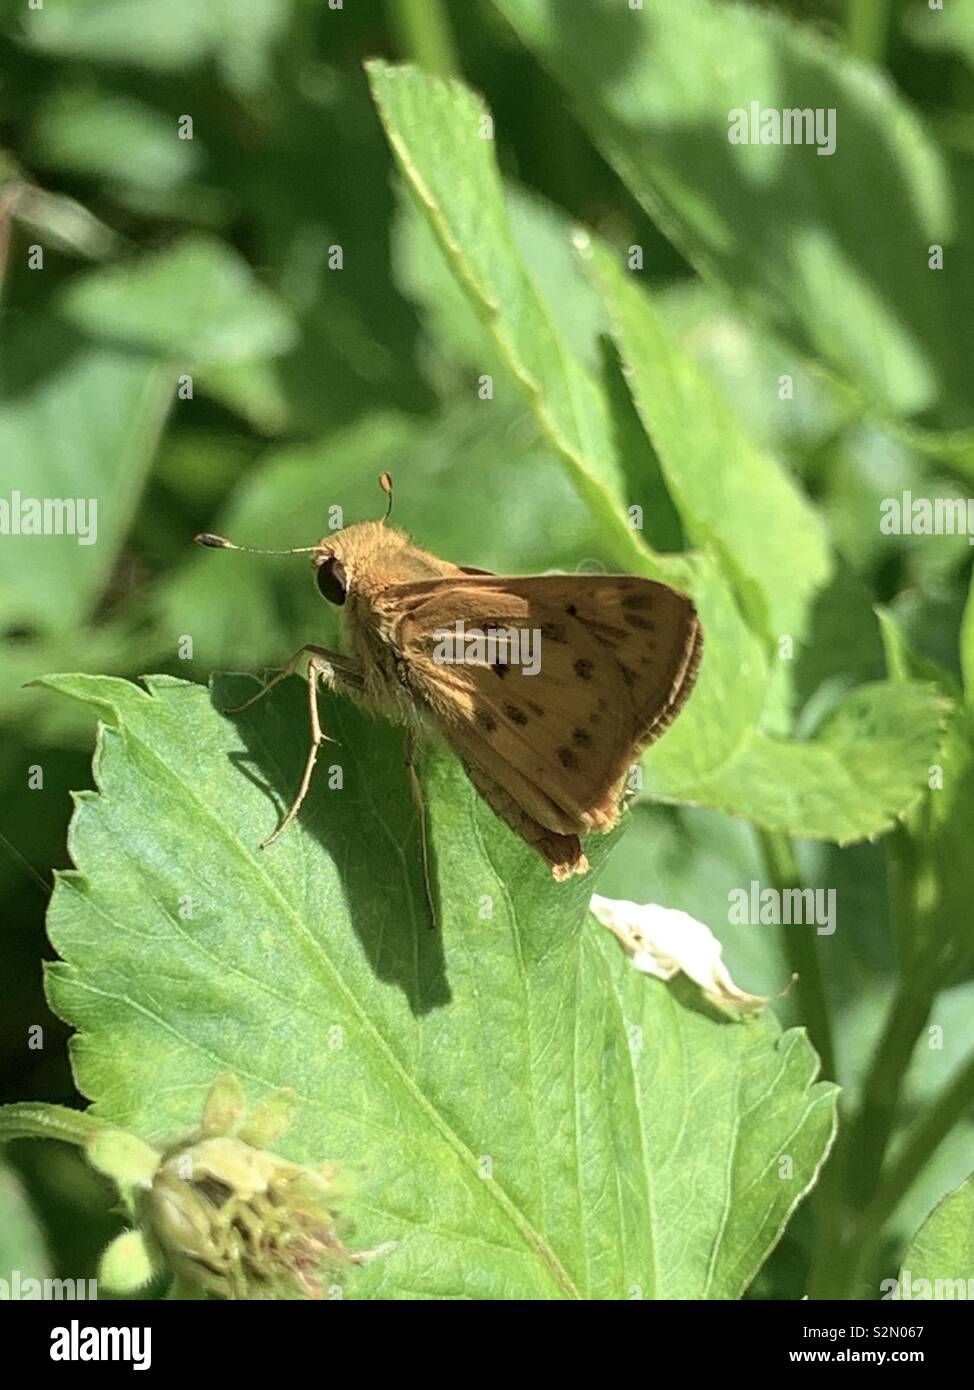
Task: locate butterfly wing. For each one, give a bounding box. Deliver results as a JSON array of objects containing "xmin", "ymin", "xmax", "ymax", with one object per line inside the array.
[{"xmin": 377, "ymin": 574, "xmax": 702, "ymax": 876}]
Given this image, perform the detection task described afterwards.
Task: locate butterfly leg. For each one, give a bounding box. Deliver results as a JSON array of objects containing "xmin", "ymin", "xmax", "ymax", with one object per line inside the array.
[
  {"xmin": 259, "ymin": 651, "xmax": 361, "ymax": 848},
  {"xmin": 404, "ymin": 732, "xmax": 437, "ymax": 931},
  {"xmin": 227, "ymin": 644, "xmax": 362, "ymax": 715}
]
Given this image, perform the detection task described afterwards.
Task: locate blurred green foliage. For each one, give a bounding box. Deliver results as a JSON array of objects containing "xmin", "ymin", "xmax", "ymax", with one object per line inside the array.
[{"xmin": 1, "ymin": 0, "xmax": 973, "ymax": 1300}]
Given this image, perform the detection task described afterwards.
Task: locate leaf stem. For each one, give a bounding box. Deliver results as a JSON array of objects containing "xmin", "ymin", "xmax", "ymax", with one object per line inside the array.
[
  {"xmin": 865, "ymin": 1043, "xmax": 974, "ymax": 1228},
  {"xmin": 0, "ymin": 1102, "xmax": 106, "ymax": 1149},
  {"xmin": 843, "ymin": 978, "xmax": 938, "ymax": 1209},
  {"xmin": 758, "ymin": 829, "xmax": 836, "ymax": 1082},
  {"xmin": 386, "ymin": 0, "xmax": 460, "ymax": 77},
  {"xmin": 806, "ymin": 974, "xmax": 938, "ymax": 1298}
]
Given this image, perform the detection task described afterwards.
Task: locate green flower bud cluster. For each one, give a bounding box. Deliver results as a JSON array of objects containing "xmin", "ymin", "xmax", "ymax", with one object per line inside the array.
[{"xmin": 89, "ymin": 1074, "xmax": 382, "ymax": 1299}]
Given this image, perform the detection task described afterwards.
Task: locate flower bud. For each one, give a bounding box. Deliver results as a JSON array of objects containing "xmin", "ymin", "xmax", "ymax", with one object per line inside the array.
[
  {"xmin": 92, "ymin": 1074, "xmax": 385, "ymax": 1299},
  {"xmin": 143, "ymin": 1135, "xmax": 358, "ymax": 1299},
  {"xmin": 99, "ymin": 1229, "xmax": 158, "ymax": 1294}
]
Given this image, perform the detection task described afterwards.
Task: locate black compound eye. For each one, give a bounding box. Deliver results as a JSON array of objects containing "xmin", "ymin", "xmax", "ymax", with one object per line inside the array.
[{"xmin": 315, "ymin": 555, "xmax": 347, "ymax": 605}]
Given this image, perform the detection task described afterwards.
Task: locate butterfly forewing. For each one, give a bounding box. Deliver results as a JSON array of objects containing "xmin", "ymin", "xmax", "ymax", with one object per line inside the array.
[{"xmin": 380, "ymin": 574, "xmax": 701, "ymax": 837}]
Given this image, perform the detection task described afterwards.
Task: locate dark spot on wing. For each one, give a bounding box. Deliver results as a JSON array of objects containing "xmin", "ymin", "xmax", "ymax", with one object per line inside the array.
[
  {"xmin": 566, "ymin": 603, "xmax": 578, "ymax": 617},
  {"xmin": 504, "ymin": 703, "xmax": 528, "ymax": 726},
  {"xmin": 527, "ymin": 699, "xmax": 545, "ymax": 717},
  {"xmin": 622, "ymin": 589, "xmax": 656, "ymax": 610},
  {"xmin": 624, "ymin": 613, "xmax": 656, "ymax": 631},
  {"xmin": 585, "ymin": 620, "xmax": 628, "ymax": 644},
  {"xmin": 574, "ymin": 658, "xmax": 593, "ymax": 680},
  {"xmin": 492, "ymin": 661, "xmax": 510, "ymax": 678},
  {"xmin": 476, "ymin": 710, "xmax": 497, "ymax": 733},
  {"xmin": 572, "ymin": 727, "xmax": 592, "ymax": 747},
  {"xmin": 540, "ymin": 622, "xmax": 566, "ymax": 642},
  {"xmin": 556, "ymin": 747, "xmax": 577, "ymax": 769}
]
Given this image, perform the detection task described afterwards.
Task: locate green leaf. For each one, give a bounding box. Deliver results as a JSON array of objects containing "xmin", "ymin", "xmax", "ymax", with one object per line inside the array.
[
  {"xmin": 58, "ymin": 236, "xmax": 297, "ymax": 368},
  {"xmin": 20, "ymin": 0, "xmax": 291, "ymax": 96},
  {"xmin": 580, "ymin": 237, "xmax": 832, "ymax": 643},
  {"xmin": 41, "ymin": 672, "xmax": 836, "ymax": 1299},
  {"xmin": 653, "ymin": 282, "xmax": 848, "ymax": 456},
  {"xmin": 1, "ymin": 623, "xmax": 170, "ymax": 749},
  {"xmin": 495, "ymin": 0, "xmax": 971, "ymax": 429},
  {"xmin": 393, "ymin": 179, "xmax": 610, "ymax": 384},
  {"xmin": 649, "ymin": 681, "xmax": 950, "ymax": 842},
  {"xmin": 367, "ymin": 59, "xmax": 637, "ymax": 563},
  {"xmin": 0, "ymin": 1161, "xmax": 52, "ymax": 1285},
  {"xmin": 29, "ymin": 86, "xmax": 202, "ymax": 192},
  {"xmin": 899, "ymin": 1173, "xmax": 974, "ymax": 1292},
  {"xmin": 0, "ymin": 318, "xmax": 172, "ymax": 637}
]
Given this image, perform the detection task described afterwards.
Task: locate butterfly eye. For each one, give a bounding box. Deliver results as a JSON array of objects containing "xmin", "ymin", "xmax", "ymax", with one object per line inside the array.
[{"xmin": 315, "ymin": 555, "xmax": 347, "ymax": 606}]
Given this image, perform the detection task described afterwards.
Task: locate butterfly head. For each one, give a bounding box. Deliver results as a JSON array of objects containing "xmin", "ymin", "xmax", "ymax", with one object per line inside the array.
[{"xmin": 194, "ymin": 472, "xmax": 401, "ymax": 608}]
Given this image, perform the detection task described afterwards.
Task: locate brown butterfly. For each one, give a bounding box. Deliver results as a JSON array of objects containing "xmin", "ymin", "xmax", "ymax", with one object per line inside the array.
[{"xmin": 196, "ymin": 475, "xmax": 702, "ymax": 885}]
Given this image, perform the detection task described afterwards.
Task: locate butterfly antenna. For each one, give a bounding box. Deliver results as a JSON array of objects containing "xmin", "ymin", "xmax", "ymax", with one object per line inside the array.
[
  {"xmin": 378, "ymin": 472, "xmax": 394, "ymax": 523},
  {"xmin": 194, "ymin": 534, "xmax": 318, "ymax": 555}
]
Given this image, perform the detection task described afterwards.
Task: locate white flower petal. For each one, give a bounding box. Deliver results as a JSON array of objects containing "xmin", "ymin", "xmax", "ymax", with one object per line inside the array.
[{"xmin": 590, "ymin": 894, "xmax": 767, "ymax": 1016}]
